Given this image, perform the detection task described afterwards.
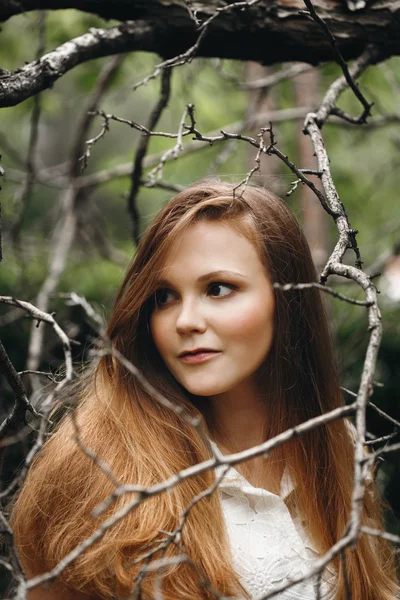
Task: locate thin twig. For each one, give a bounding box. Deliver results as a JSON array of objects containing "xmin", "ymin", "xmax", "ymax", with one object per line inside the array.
[
  {"xmin": 25, "ymin": 402, "xmax": 356, "ymax": 592},
  {"xmin": 273, "ymin": 282, "xmax": 372, "ymax": 306},
  {"xmin": 27, "ymin": 56, "xmax": 123, "ymax": 374},
  {"xmin": 301, "ymin": 0, "xmax": 373, "ymax": 123},
  {"xmin": 127, "ymin": 67, "xmax": 172, "ymax": 245},
  {"xmin": 10, "ymin": 11, "xmax": 46, "ymax": 258}
]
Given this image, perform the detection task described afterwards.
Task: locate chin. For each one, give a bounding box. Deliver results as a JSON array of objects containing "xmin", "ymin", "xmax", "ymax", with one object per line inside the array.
[{"xmin": 180, "ymin": 379, "xmax": 234, "ymax": 397}]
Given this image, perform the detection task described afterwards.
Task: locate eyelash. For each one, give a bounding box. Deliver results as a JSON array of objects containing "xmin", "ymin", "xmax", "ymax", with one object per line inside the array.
[{"xmin": 154, "ymin": 282, "xmax": 237, "ymax": 308}]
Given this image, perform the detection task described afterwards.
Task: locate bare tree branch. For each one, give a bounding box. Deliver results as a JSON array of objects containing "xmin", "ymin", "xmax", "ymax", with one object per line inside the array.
[
  {"xmin": 2, "ymin": 3, "xmax": 400, "ymax": 597},
  {"xmin": 0, "ymin": 296, "xmax": 73, "ymax": 502},
  {"xmin": 273, "ymin": 282, "xmax": 373, "ymax": 307},
  {"xmin": 0, "ymin": 22, "xmax": 153, "ymax": 108},
  {"xmin": 77, "ymin": 107, "xmax": 311, "ymax": 189},
  {"xmin": 9, "ymin": 12, "xmax": 46, "ymax": 253},
  {"xmin": 311, "ymin": 44, "xmax": 380, "ymax": 128},
  {"xmin": 0, "ymin": 339, "xmax": 38, "ymax": 439},
  {"xmin": 5, "ymin": 107, "xmax": 400, "ymax": 195},
  {"xmin": 24, "ymin": 400, "xmax": 356, "ymax": 593},
  {"xmin": 302, "ymin": 0, "xmax": 373, "ymax": 122},
  {"xmin": 26, "ymin": 55, "xmax": 123, "ymax": 374},
  {"xmin": 127, "ymin": 67, "xmax": 172, "ymax": 245},
  {"xmin": 0, "ymin": 1, "xmax": 398, "ymax": 107}
]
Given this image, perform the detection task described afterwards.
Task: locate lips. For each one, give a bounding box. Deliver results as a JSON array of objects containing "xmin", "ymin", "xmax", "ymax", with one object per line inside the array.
[
  {"xmin": 178, "ymin": 348, "xmax": 219, "ymax": 358},
  {"xmin": 178, "ymin": 349, "xmax": 221, "ymax": 364}
]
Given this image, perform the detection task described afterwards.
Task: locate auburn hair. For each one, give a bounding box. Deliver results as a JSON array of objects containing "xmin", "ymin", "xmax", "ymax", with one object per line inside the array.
[{"xmin": 10, "ymin": 180, "xmax": 398, "ymax": 599}]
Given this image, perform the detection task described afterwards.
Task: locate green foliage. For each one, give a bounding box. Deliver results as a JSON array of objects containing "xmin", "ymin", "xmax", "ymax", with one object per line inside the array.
[{"xmin": 60, "ymin": 255, "xmax": 126, "ymax": 301}]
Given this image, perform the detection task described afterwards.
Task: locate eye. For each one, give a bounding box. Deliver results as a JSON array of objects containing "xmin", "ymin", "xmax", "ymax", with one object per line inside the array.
[
  {"xmin": 153, "ymin": 282, "xmax": 236, "ymax": 308},
  {"xmin": 208, "ymin": 282, "xmax": 236, "ymax": 298},
  {"xmin": 154, "ymin": 289, "xmax": 175, "ymax": 308}
]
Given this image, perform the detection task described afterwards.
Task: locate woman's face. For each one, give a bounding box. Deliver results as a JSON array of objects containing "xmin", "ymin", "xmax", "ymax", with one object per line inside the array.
[{"xmin": 150, "ymin": 220, "xmax": 275, "ymax": 398}]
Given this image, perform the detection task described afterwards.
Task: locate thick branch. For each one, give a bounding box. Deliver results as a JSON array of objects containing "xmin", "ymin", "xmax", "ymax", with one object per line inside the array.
[
  {"xmin": 0, "ymin": 1, "xmax": 398, "ymax": 107},
  {"xmin": 0, "ymin": 22, "xmax": 154, "ymax": 108}
]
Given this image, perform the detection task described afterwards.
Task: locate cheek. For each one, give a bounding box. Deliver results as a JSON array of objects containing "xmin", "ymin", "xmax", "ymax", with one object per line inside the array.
[
  {"xmin": 150, "ymin": 314, "xmax": 169, "ymax": 358},
  {"xmin": 222, "ymin": 297, "xmax": 274, "ymax": 346}
]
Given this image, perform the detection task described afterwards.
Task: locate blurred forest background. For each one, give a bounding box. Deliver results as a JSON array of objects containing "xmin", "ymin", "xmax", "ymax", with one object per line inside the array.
[{"xmin": 0, "ymin": 5, "xmax": 400, "ymax": 594}]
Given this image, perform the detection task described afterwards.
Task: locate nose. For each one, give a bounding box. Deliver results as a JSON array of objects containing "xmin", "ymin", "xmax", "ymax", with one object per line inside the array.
[{"xmin": 175, "ymin": 298, "xmax": 207, "ymax": 335}]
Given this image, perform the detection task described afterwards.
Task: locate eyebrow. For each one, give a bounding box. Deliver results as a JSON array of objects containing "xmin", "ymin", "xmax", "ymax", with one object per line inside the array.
[{"xmin": 156, "ymin": 270, "xmax": 248, "ymax": 287}]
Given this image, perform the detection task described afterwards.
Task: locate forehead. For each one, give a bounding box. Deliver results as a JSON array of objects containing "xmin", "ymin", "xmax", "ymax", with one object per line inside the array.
[{"xmin": 159, "ymin": 220, "xmax": 266, "ymax": 281}]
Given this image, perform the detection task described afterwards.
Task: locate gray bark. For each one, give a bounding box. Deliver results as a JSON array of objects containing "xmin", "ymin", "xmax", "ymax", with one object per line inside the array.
[{"xmin": 0, "ymin": 1, "xmax": 399, "ymax": 107}]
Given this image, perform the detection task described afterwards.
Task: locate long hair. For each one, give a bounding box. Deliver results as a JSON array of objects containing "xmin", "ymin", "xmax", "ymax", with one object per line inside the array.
[{"xmin": 10, "ymin": 180, "xmax": 398, "ymax": 599}]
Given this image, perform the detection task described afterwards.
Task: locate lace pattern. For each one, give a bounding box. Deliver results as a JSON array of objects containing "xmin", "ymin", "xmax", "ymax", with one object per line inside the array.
[{"xmin": 210, "ymin": 441, "xmax": 336, "ymax": 599}]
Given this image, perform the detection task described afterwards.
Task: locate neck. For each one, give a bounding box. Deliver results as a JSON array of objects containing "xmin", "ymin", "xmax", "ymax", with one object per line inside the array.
[
  {"xmin": 203, "ymin": 380, "xmax": 284, "ymax": 494},
  {"xmin": 206, "ymin": 379, "xmax": 266, "ymax": 452}
]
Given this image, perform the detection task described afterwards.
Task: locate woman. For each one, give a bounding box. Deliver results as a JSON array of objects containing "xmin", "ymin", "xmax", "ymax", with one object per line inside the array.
[{"xmin": 10, "ymin": 180, "xmax": 398, "ymax": 599}]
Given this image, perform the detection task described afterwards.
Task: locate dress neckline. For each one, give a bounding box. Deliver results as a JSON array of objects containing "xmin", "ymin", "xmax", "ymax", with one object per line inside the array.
[{"xmin": 208, "ymin": 439, "xmax": 294, "ymax": 500}]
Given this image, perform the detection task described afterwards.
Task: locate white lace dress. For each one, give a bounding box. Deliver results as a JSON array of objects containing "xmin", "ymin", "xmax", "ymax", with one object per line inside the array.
[{"xmin": 210, "ymin": 441, "xmax": 336, "ymax": 600}]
